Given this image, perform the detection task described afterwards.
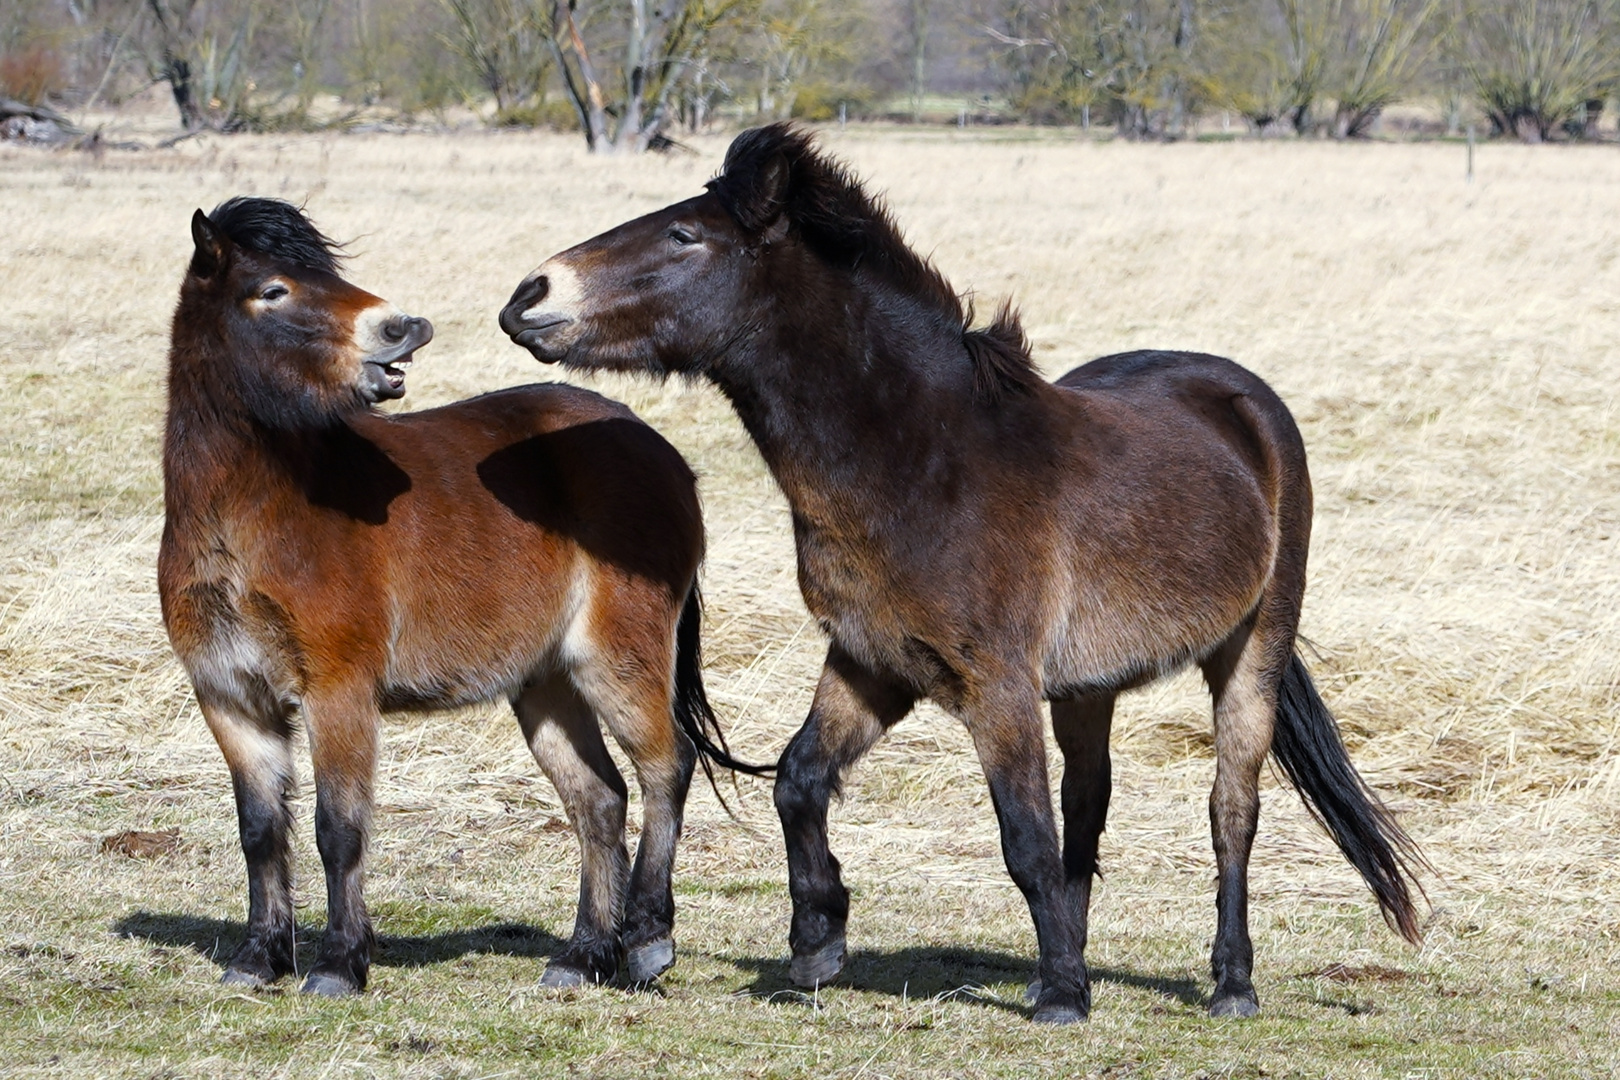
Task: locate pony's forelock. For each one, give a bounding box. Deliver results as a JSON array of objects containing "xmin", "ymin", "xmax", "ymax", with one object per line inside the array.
[{"xmin": 207, "ymin": 197, "xmax": 346, "ymax": 276}]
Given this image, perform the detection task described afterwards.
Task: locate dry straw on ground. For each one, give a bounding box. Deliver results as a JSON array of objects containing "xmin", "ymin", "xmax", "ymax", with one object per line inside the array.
[{"xmin": 1, "ymin": 127, "xmax": 1617, "ymax": 1077}]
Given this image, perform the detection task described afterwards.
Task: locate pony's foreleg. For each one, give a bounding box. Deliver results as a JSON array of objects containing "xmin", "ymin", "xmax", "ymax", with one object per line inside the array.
[
  {"xmin": 1051, "ymin": 692, "xmax": 1115, "ymax": 958},
  {"xmin": 775, "ymin": 646, "xmax": 913, "ymax": 989},
  {"xmin": 963, "ymin": 680, "xmax": 1090, "ymax": 1024},
  {"xmin": 1200, "ymin": 621, "xmax": 1281, "ymax": 1018},
  {"xmin": 515, "ymin": 675, "xmax": 630, "ymax": 986},
  {"xmin": 302, "ymin": 684, "xmax": 380, "ymax": 996},
  {"xmin": 202, "ymin": 698, "xmax": 296, "ymax": 987}
]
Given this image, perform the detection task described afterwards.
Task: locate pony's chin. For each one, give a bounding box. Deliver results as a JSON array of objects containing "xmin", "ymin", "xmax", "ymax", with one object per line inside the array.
[{"xmin": 511, "ymin": 330, "xmax": 567, "ymax": 365}]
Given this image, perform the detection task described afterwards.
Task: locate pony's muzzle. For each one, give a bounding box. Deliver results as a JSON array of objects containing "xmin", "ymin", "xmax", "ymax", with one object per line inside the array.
[
  {"xmin": 361, "ymin": 314, "xmax": 432, "ymax": 401},
  {"xmin": 500, "ymin": 268, "xmax": 578, "ymax": 363},
  {"xmin": 383, "ymin": 314, "xmax": 433, "ymax": 349},
  {"xmin": 500, "ymin": 273, "xmax": 549, "ymax": 333}
]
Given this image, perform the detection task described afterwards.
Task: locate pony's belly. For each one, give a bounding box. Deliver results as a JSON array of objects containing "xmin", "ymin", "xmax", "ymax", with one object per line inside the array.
[
  {"xmin": 379, "ymin": 609, "xmax": 562, "ymax": 709},
  {"xmin": 377, "ymin": 557, "xmax": 584, "ymax": 711},
  {"xmin": 1039, "ymin": 633, "xmax": 1203, "ymax": 700},
  {"xmin": 378, "ymin": 651, "xmax": 541, "ymax": 711},
  {"xmin": 1038, "ymin": 583, "xmax": 1258, "ymax": 699}
]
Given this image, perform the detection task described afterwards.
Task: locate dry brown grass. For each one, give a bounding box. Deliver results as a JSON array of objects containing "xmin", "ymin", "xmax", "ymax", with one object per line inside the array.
[{"xmin": 2, "ymin": 127, "xmax": 1618, "ymax": 1077}]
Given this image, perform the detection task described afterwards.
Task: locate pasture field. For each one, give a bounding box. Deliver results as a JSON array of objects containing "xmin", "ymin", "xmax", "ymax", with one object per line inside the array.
[{"xmin": 2, "ymin": 126, "xmax": 1618, "ymax": 1078}]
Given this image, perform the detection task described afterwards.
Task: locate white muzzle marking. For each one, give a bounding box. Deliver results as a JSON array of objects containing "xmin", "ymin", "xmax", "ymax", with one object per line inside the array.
[{"xmin": 522, "ymin": 259, "xmax": 585, "ymax": 324}]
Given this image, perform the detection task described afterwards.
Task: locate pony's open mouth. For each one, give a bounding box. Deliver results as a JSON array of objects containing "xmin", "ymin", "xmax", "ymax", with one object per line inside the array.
[
  {"xmin": 373, "ymin": 358, "xmax": 410, "ymax": 388},
  {"xmin": 362, "ymin": 353, "xmax": 415, "ymax": 400},
  {"xmin": 360, "ymin": 316, "xmax": 433, "ymax": 400}
]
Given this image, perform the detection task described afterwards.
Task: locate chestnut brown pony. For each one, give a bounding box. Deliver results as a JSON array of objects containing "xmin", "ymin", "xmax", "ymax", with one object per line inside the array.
[
  {"xmin": 161, "ymin": 197, "xmax": 758, "ymax": 997},
  {"xmin": 499, "ymin": 125, "xmax": 1426, "ymax": 1023}
]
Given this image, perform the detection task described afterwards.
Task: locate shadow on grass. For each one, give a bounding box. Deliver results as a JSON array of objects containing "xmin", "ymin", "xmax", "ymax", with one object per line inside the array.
[
  {"xmin": 112, "ymin": 911, "xmax": 566, "ymax": 970},
  {"xmin": 730, "ymin": 945, "xmax": 1205, "ymax": 1016}
]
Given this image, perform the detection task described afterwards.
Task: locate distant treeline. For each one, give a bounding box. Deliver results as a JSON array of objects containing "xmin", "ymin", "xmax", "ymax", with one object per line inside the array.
[{"xmin": 4, "ymin": 1, "xmax": 1617, "ymax": 148}]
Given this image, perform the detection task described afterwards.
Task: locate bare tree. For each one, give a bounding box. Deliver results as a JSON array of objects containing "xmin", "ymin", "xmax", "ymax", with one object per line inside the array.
[
  {"xmin": 748, "ymin": 0, "xmax": 870, "ymax": 120},
  {"xmin": 145, "ymin": 0, "xmax": 256, "ymax": 130},
  {"xmin": 546, "ymin": 0, "xmax": 756, "ymax": 152},
  {"xmin": 442, "ymin": 0, "xmax": 552, "ymax": 119},
  {"xmin": 1196, "ymin": 0, "xmax": 1330, "ymax": 135},
  {"xmin": 909, "ymin": 0, "xmax": 929, "ymax": 120},
  {"xmin": 989, "ymin": 0, "xmax": 1194, "ymax": 138}
]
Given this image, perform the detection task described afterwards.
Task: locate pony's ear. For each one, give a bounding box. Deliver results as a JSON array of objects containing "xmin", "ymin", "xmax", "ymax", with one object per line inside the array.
[
  {"xmin": 753, "ymin": 152, "xmax": 791, "ymax": 240},
  {"xmin": 189, "ymin": 209, "xmax": 230, "ymax": 279},
  {"xmin": 719, "ymin": 149, "xmax": 790, "ymax": 237}
]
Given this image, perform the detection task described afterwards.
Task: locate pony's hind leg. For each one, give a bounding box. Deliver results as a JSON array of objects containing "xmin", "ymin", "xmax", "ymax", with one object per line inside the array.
[
  {"xmin": 582, "ymin": 681, "xmax": 695, "ymax": 983},
  {"xmin": 959, "ymin": 679, "xmax": 1090, "ymax": 1024},
  {"xmin": 201, "ymin": 697, "xmax": 297, "ymax": 988},
  {"xmin": 775, "ymin": 646, "xmax": 914, "ymax": 989},
  {"xmin": 1042, "ymin": 692, "xmax": 1116, "ymax": 1001},
  {"xmin": 514, "ymin": 674, "xmax": 630, "ymax": 986},
  {"xmin": 563, "ymin": 597, "xmax": 699, "ymax": 984},
  {"xmin": 1200, "ymin": 619, "xmax": 1283, "ymax": 1018},
  {"xmin": 303, "ymin": 683, "xmax": 382, "ymax": 996}
]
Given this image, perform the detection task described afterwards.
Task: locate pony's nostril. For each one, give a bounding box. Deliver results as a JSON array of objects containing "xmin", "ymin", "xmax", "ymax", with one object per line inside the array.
[
  {"xmin": 500, "ymin": 274, "xmax": 554, "ymax": 337},
  {"xmin": 511, "ymin": 275, "xmax": 548, "ymax": 314},
  {"xmin": 381, "ymin": 316, "xmax": 407, "ymax": 344}
]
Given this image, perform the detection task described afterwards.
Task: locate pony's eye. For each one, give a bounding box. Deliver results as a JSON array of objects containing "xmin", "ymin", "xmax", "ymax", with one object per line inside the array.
[
  {"xmin": 260, "ymin": 283, "xmax": 289, "ymax": 302},
  {"xmin": 668, "ymin": 227, "xmax": 697, "ymax": 246}
]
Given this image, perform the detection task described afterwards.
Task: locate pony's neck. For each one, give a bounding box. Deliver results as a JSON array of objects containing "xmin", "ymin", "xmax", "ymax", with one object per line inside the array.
[
  {"xmin": 709, "ymin": 267, "xmax": 981, "ymax": 514},
  {"xmin": 162, "ymin": 337, "xmax": 318, "ymax": 527}
]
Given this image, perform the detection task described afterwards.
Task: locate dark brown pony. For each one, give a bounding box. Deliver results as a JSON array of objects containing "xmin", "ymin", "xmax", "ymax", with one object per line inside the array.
[
  {"xmin": 499, "ymin": 125, "xmax": 1426, "ymax": 1023},
  {"xmin": 161, "ymin": 197, "xmax": 756, "ymax": 996}
]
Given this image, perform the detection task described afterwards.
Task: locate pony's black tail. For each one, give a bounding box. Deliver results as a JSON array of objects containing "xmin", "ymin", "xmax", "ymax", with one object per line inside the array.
[
  {"xmin": 1271, "ymin": 653, "xmax": 1428, "ymax": 944},
  {"xmin": 674, "ymin": 585, "xmax": 776, "ymax": 804}
]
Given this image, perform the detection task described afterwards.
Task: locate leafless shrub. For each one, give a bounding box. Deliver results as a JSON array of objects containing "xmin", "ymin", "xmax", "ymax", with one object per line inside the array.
[
  {"xmin": 1460, "ymin": 0, "xmax": 1619, "ymax": 142},
  {"xmin": 441, "ymin": 0, "xmax": 553, "ymax": 122},
  {"xmin": 1326, "ymin": 0, "xmax": 1444, "ymax": 138},
  {"xmin": 990, "ymin": 0, "xmax": 1199, "ymax": 138},
  {"xmin": 1197, "ymin": 0, "xmax": 1331, "ymax": 135}
]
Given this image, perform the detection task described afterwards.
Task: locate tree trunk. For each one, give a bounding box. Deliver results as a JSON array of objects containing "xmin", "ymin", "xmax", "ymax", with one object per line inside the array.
[
  {"xmin": 551, "ymin": 0, "xmax": 610, "ymax": 150},
  {"xmin": 148, "ymin": 1, "xmax": 205, "ymax": 130},
  {"xmin": 615, "ymin": 0, "xmax": 647, "ymax": 149},
  {"xmin": 165, "ymin": 52, "xmax": 203, "ymax": 129},
  {"xmin": 910, "ymin": 0, "xmax": 928, "ymax": 123},
  {"xmin": 1169, "ymin": 0, "xmax": 1195, "ymax": 138},
  {"xmin": 1513, "ymin": 113, "xmax": 1544, "ymax": 144},
  {"xmin": 1582, "ymin": 99, "xmax": 1603, "ymax": 139}
]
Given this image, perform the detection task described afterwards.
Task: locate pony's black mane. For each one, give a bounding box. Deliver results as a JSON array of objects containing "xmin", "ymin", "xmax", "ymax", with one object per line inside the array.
[
  {"xmin": 208, "ymin": 196, "xmax": 345, "ymax": 275},
  {"xmin": 710, "ymin": 123, "xmax": 1042, "ymax": 399}
]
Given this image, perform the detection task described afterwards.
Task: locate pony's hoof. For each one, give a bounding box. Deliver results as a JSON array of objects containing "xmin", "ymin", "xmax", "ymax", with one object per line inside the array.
[
  {"xmin": 301, "ymin": 972, "xmax": 360, "ymax": 998},
  {"xmin": 1030, "ymin": 980, "xmax": 1090, "ymax": 1024},
  {"xmin": 1209, "ymin": 992, "xmax": 1259, "ymax": 1018},
  {"xmin": 625, "ymin": 937, "xmax": 675, "ymax": 984},
  {"xmin": 539, "ymin": 963, "xmax": 593, "ymax": 988},
  {"xmin": 1033, "ymin": 1002, "xmax": 1086, "ymax": 1025},
  {"xmin": 220, "ymin": 967, "xmax": 274, "ymax": 989},
  {"xmin": 788, "ymin": 938, "xmax": 846, "ymax": 989}
]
